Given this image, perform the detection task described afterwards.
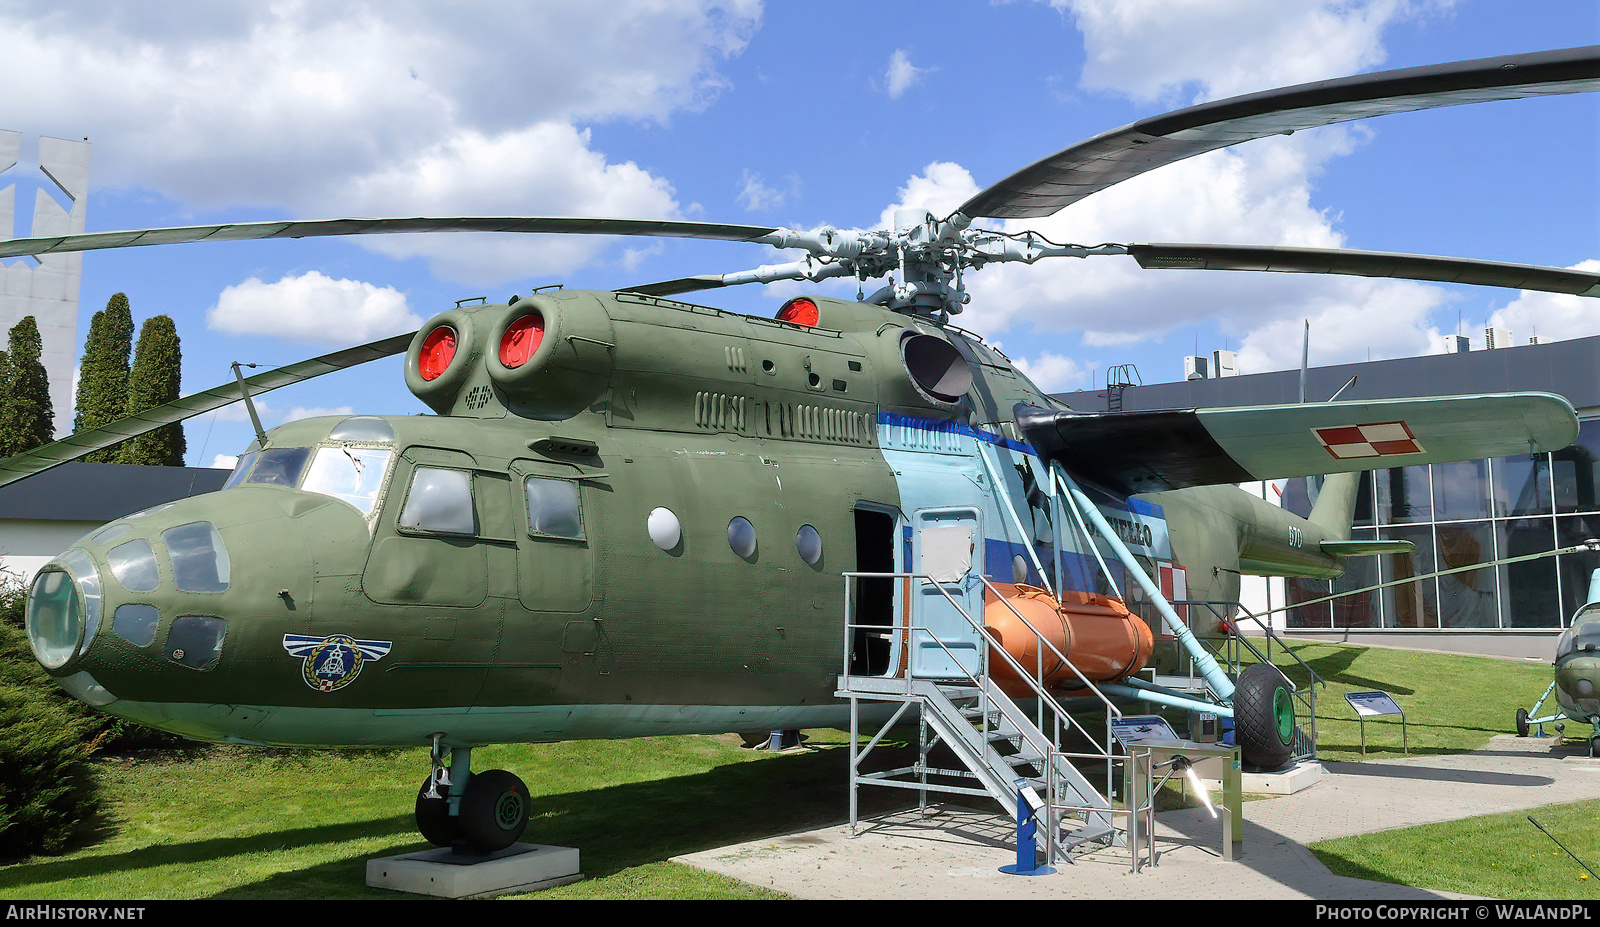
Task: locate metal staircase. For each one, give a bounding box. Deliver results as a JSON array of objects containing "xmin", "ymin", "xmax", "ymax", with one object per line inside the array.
[{"xmin": 836, "ymin": 575, "xmax": 1125, "ymax": 865}]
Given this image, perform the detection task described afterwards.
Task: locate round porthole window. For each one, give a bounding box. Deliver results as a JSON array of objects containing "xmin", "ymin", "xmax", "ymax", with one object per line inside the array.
[
  {"xmin": 728, "ymin": 516, "xmax": 757, "ymax": 559},
  {"xmin": 648, "ymin": 507, "xmax": 682, "ymax": 551},
  {"xmin": 796, "ymin": 524, "xmax": 822, "ymax": 566}
]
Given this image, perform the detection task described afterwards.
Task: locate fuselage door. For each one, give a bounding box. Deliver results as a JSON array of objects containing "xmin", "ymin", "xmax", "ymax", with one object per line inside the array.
[
  {"xmin": 509, "ymin": 459, "xmax": 596, "ymax": 614},
  {"xmin": 911, "ymin": 507, "xmax": 984, "ymax": 679}
]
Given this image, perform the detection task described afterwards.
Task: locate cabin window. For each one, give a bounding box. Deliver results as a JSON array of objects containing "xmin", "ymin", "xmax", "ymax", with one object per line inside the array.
[
  {"xmin": 796, "ymin": 524, "xmax": 822, "ymax": 566},
  {"xmin": 303, "ymin": 446, "xmax": 393, "ymax": 516},
  {"xmin": 163, "ymin": 522, "xmax": 231, "ymax": 593},
  {"xmin": 167, "ymin": 615, "xmax": 226, "ymax": 670},
  {"xmin": 524, "ymin": 477, "xmax": 582, "ymax": 539},
  {"xmin": 112, "ymin": 604, "xmax": 160, "ymax": 648},
  {"xmin": 728, "ymin": 516, "xmax": 757, "ymax": 559},
  {"xmin": 400, "ymin": 467, "xmax": 477, "ymax": 535},
  {"xmin": 245, "ymin": 447, "xmax": 312, "ymax": 487},
  {"xmin": 107, "ymin": 538, "xmax": 160, "ymax": 592}
]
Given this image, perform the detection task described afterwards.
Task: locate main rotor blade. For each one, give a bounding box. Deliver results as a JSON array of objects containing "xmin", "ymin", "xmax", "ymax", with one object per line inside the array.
[
  {"xmin": 618, "ymin": 275, "xmax": 730, "ymax": 297},
  {"xmin": 1127, "ymin": 243, "xmax": 1600, "ymax": 296},
  {"xmin": 0, "ymin": 216, "xmax": 783, "ymax": 260},
  {"xmin": 0, "ymin": 331, "xmax": 415, "ymax": 489},
  {"xmin": 959, "ymin": 45, "xmax": 1600, "ymax": 221}
]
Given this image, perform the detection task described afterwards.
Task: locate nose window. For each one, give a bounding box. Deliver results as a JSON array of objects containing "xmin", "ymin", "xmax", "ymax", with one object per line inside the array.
[
  {"xmin": 162, "ymin": 522, "xmax": 231, "ymax": 593},
  {"xmin": 107, "ymin": 539, "xmax": 160, "ymax": 592},
  {"xmin": 167, "ymin": 615, "xmax": 226, "ymax": 670},
  {"xmin": 27, "ymin": 570, "xmax": 81, "ymax": 670},
  {"xmin": 112, "ymin": 604, "xmax": 160, "ymax": 648}
]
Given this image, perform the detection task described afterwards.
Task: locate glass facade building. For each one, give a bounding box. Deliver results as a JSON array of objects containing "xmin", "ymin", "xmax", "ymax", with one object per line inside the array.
[
  {"xmin": 1282, "ymin": 419, "xmax": 1600, "ymax": 630},
  {"xmin": 1053, "ymin": 333, "xmax": 1600, "ymax": 641}
]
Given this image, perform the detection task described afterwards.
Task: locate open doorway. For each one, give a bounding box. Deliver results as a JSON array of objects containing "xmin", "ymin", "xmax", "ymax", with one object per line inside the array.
[{"xmin": 851, "ymin": 506, "xmax": 896, "ymax": 675}]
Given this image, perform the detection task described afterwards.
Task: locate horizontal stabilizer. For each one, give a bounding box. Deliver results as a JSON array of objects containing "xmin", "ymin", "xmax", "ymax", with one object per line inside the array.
[
  {"xmin": 1017, "ymin": 392, "xmax": 1577, "ymax": 495},
  {"xmin": 1320, "ymin": 539, "xmax": 1417, "ymax": 557}
]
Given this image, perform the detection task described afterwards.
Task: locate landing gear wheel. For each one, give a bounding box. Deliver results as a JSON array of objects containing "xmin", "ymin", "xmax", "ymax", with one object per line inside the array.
[
  {"xmin": 1234, "ymin": 664, "xmax": 1295, "ymax": 771},
  {"xmin": 415, "ymin": 776, "xmax": 457, "ymax": 848},
  {"xmin": 458, "ymin": 769, "xmax": 530, "ymax": 854},
  {"xmin": 1516, "ymin": 708, "xmax": 1530, "ymax": 738}
]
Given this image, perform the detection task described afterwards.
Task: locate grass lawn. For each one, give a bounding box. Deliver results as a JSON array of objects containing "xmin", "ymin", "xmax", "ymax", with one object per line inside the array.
[
  {"xmin": 0, "ymin": 731, "xmax": 911, "ymax": 900},
  {"xmin": 2, "ymin": 638, "xmax": 1589, "ymax": 900}
]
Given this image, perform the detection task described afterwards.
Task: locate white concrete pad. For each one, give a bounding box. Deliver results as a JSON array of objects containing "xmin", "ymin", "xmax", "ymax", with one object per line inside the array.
[{"xmin": 366, "ymin": 843, "xmax": 582, "ymax": 899}]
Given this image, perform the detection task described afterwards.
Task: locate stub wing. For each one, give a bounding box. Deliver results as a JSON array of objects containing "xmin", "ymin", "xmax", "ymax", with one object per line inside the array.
[{"xmin": 1017, "ymin": 392, "xmax": 1577, "ymax": 495}]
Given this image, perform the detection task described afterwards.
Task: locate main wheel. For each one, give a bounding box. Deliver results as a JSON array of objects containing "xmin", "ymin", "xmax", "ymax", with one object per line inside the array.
[
  {"xmin": 415, "ymin": 776, "xmax": 457, "ymax": 848},
  {"xmin": 1516, "ymin": 707, "xmax": 1530, "ymax": 737},
  {"xmin": 458, "ymin": 769, "xmax": 530, "ymax": 854},
  {"xmin": 1234, "ymin": 664, "xmax": 1296, "ymax": 771}
]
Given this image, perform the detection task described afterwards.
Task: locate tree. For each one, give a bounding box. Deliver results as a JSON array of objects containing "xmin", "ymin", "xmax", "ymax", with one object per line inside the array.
[
  {"xmin": 119, "ymin": 315, "xmax": 185, "ymax": 467},
  {"xmin": 72, "ymin": 293, "xmax": 134, "ymax": 462},
  {"xmin": 0, "ymin": 317, "xmax": 55, "ymax": 458}
]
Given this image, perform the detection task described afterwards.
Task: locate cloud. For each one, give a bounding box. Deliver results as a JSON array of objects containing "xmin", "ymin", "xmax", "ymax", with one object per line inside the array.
[
  {"xmin": 207, "ymin": 271, "xmax": 422, "ymax": 344},
  {"xmin": 1485, "ymin": 261, "xmax": 1600, "ymax": 344},
  {"xmin": 912, "ymin": 0, "xmax": 1467, "ymax": 375},
  {"xmin": 885, "ymin": 49, "xmax": 931, "ymax": 99},
  {"xmin": 1056, "ymin": 0, "xmax": 1452, "ymax": 103},
  {"xmin": 1011, "ymin": 351, "xmax": 1093, "ymax": 392},
  {"xmin": 736, "ymin": 170, "xmax": 800, "ymax": 213},
  {"xmin": 0, "ymin": 2, "xmax": 764, "ymax": 281}
]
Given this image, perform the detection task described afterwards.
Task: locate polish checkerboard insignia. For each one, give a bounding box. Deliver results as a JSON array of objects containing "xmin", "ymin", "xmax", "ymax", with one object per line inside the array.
[
  {"xmin": 1313, "ymin": 421, "xmax": 1424, "ymax": 459},
  {"xmin": 283, "ymin": 634, "xmax": 392, "ymax": 692}
]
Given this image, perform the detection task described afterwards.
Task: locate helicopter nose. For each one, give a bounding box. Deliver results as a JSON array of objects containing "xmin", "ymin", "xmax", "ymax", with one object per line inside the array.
[{"xmin": 26, "ymin": 518, "xmax": 234, "ymax": 706}]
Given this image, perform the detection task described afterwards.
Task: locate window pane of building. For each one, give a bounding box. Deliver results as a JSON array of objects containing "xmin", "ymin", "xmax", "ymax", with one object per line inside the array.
[
  {"xmin": 1493, "ymin": 452, "xmax": 1553, "ymax": 518},
  {"xmin": 1554, "ymin": 421, "xmax": 1600, "ymax": 515},
  {"xmin": 1498, "ymin": 518, "xmax": 1559, "ymax": 628},
  {"xmin": 1435, "ymin": 521, "xmax": 1497, "ymax": 628},
  {"xmin": 1557, "ymin": 515, "xmax": 1600, "ymax": 624},
  {"xmin": 1375, "ymin": 466, "xmax": 1432, "ymax": 524},
  {"xmin": 1286, "ymin": 577, "xmax": 1332, "ymax": 629},
  {"xmin": 1331, "ymin": 529, "xmax": 1380, "ymax": 628},
  {"xmin": 1383, "ymin": 524, "xmax": 1437, "ymax": 627},
  {"xmin": 1432, "ymin": 460, "xmax": 1491, "ymax": 522}
]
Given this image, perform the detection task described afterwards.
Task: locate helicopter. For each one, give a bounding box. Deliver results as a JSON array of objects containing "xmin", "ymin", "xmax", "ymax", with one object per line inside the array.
[
  {"xmin": 1517, "ymin": 568, "xmax": 1600, "ymax": 755},
  {"xmin": 2, "ymin": 44, "xmax": 1598, "ymax": 857}
]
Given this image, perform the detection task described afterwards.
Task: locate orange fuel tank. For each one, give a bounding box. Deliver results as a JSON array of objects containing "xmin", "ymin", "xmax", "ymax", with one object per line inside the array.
[{"xmin": 984, "ymin": 582, "xmax": 1154, "ymax": 696}]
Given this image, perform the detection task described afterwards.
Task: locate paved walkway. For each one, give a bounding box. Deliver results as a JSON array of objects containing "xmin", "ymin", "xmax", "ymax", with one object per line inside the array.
[{"xmin": 674, "ymin": 735, "xmax": 1600, "ymax": 900}]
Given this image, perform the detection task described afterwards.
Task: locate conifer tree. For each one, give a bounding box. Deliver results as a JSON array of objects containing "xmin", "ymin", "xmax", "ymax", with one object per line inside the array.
[
  {"xmin": 0, "ymin": 317, "xmax": 55, "ymax": 458},
  {"xmin": 118, "ymin": 315, "xmax": 185, "ymax": 467},
  {"xmin": 72, "ymin": 293, "xmax": 134, "ymax": 462}
]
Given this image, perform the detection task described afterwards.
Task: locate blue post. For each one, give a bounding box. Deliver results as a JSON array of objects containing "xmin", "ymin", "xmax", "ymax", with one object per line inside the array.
[{"xmin": 1000, "ymin": 780, "xmax": 1056, "ymax": 876}]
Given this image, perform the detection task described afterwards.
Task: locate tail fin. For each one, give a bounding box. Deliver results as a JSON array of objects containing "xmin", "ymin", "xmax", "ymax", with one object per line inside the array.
[{"xmin": 1306, "ymin": 471, "xmax": 1359, "ymax": 542}]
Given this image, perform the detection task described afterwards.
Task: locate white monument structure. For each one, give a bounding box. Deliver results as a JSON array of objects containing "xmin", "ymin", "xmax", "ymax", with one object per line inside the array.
[{"xmin": 0, "ymin": 131, "xmax": 89, "ymax": 436}]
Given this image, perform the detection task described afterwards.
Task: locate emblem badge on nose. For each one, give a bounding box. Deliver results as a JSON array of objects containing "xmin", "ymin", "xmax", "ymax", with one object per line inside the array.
[{"xmin": 283, "ymin": 634, "xmax": 393, "ymax": 692}]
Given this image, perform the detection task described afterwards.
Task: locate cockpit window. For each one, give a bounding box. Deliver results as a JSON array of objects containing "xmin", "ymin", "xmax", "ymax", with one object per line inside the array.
[
  {"xmin": 302, "ymin": 446, "xmax": 393, "ymax": 516},
  {"xmin": 245, "ymin": 447, "xmax": 312, "ymax": 487},
  {"xmin": 222, "ymin": 451, "xmax": 259, "ymax": 490},
  {"xmin": 399, "ymin": 467, "xmax": 476, "ymax": 535},
  {"xmin": 162, "ymin": 521, "xmax": 231, "ymax": 593}
]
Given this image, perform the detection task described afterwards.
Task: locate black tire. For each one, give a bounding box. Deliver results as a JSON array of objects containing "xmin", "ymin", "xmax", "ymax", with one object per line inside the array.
[
  {"xmin": 1516, "ymin": 707, "xmax": 1530, "ymax": 738},
  {"xmin": 415, "ymin": 776, "xmax": 457, "ymax": 848},
  {"xmin": 1234, "ymin": 664, "xmax": 1296, "ymax": 771},
  {"xmin": 458, "ymin": 769, "xmax": 530, "ymax": 853}
]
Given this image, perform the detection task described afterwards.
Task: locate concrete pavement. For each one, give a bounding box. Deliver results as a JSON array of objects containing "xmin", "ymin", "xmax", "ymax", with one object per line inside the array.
[{"xmin": 674, "ymin": 734, "xmax": 1600, "ymax": 900}]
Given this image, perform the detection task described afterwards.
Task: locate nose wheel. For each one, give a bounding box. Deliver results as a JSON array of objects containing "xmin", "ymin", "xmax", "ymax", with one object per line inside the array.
[{"xmin": 416, "ymin": 740, "xmax": 531, "ymax": 854}]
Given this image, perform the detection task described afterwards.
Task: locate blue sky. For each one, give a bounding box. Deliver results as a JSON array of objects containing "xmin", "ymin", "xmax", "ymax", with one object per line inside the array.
[{"xmin": 0, "ymin": 1, "xmax": 1595, "ymax": 468}]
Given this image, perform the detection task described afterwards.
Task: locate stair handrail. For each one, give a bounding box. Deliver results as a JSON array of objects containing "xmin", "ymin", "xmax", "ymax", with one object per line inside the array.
[{"xmin": 842, "ymin": 571, "xmax": 1122, "ymax": 743}]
